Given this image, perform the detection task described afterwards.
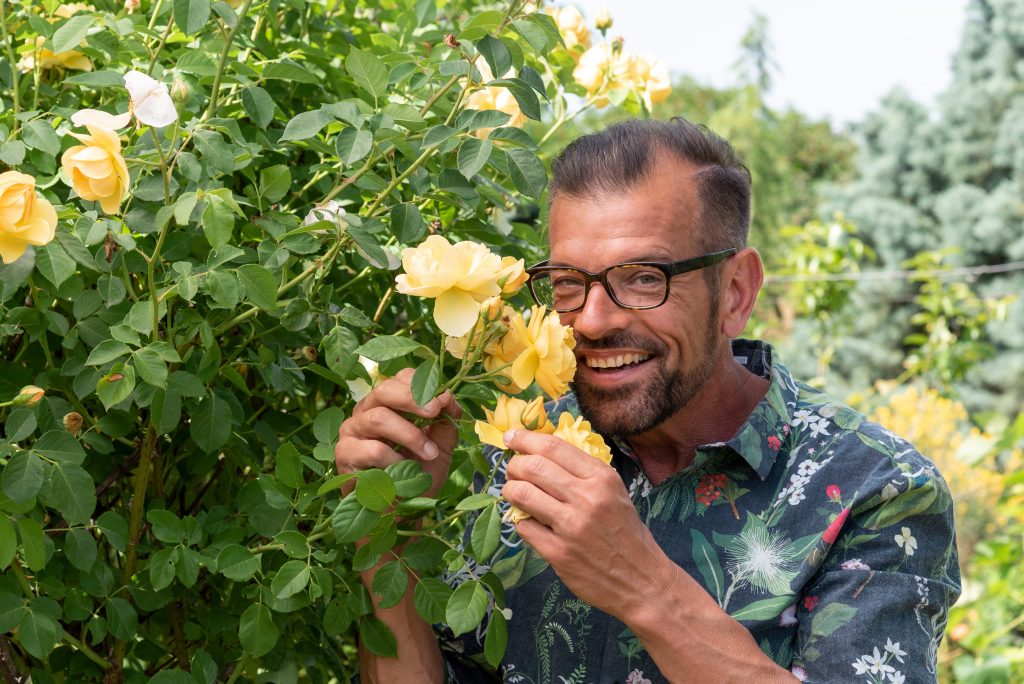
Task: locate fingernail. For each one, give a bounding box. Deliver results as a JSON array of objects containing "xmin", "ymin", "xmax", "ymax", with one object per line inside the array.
[
  {"xmin": 423, "ymin": 440, "xmax": 439, "ymax": 460},
  {"xmin": 424, "ymin": 398, "xmax": 440, "ymax": 414},
  {"xmin": 503, "ymin": 429, "xmax": 517, "ymax": 445}
]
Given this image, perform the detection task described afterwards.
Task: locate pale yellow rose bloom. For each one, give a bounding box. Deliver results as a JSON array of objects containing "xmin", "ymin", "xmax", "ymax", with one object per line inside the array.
[
  {"xmin": 19, "ymin": 36, "xmax": 93, "ymax": 72},
  {"xmin": 594, "ymin": 5, "xmax": 612, "ymax": 31},
  {"xmin": 395, "ymin": 235, "xmax": 505, "ymax": 337},
  {"xmin": 56, "ymin": 3, "xmax": 93, "ymax": 17},
  {"xmin": 475, "ymin": 395, "xmax": 555, "ymax": 450},
  {"xmin": 573, "ymin": 42, "xmax": 630, "ymax": 108},
  {"xmin": 545, "ymin": 6, "xmax": 590, "ymax": 52},
  {"xmin": 0, "ymin": 171, "xmax": 58, "ymax": 265},
  {"xmin": 485, "ymin": 305, "xmax": 576, "ymax": 399},
  {"xmin": 61, "ymin": 124, "xmax": 131, "ymax": 215},
  {"xmin": 629, "ymin": 54, "xmax": 672, "ymax": 108},
  {"xmin": 505, "ymin": 411, "xmax": 612, "ymax": 523}
]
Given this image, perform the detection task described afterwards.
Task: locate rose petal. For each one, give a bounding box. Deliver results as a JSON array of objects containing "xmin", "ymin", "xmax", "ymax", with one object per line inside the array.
[
  {"xmin": 433, "ymin": 288, "xmax": 481, "ymax": 337},
  {"xmin": 474, "ymin": 422, "xmax": 507, "ymax": 450},
  {"xmin": 71, "ymin": 109, "xmax": 132, "ymax": 130}
]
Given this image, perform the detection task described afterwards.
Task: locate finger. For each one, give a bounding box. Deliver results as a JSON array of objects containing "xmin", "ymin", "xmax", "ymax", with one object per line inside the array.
[
  {"xmin": 347, "ymin": 406, "xmax": 439, "ymax": 460},
  {"xmin": 504, "ymin": 429, "xmax": 603, "ymax": 478},
  {"xmin": 438, "ymin": 390, "xmax": 463, "ymax": 419},
  {"xmin": 502, "ymin": 479, "xmax": 564, "ymax": 527},
  {"xmin": 513, "ymin": 517, "xmax": 559, "ymax": 557},
  {"xmin": 334, "ymin": 437, "xmax": 405, "ymax": 473},
  {"xmin": 505, "ymin": 454, "xmax": 576, "ymax": 503},
  {"xmin": 355, "ymin": 371, "xmax": 447, "ymax": 419}
]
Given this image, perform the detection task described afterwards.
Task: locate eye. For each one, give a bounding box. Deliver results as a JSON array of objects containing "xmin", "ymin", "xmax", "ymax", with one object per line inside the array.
[
  {"xmin": 550, "ymin": 272, "xmax": 585, "ymax": 292},
  {"xmin": 622, "ymin": 269, "xmax": 664, "ymax": 289}
]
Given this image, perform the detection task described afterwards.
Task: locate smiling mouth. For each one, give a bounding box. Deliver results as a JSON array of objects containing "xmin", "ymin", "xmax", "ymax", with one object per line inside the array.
[{"xmin": 584, "ymin": 352, "xmax": 652, "ymax": 371}]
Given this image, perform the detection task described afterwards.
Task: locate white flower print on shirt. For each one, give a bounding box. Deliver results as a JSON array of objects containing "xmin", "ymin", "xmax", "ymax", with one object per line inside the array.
[{"xmin": 895, "ymin": 527, "xmax": 918, "ymax": 556}]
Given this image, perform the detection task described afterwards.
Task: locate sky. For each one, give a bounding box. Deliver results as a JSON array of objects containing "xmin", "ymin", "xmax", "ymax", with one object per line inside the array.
[{"xmin": 570, "ymin": 0, "xmax": 970, "ymax": 127}]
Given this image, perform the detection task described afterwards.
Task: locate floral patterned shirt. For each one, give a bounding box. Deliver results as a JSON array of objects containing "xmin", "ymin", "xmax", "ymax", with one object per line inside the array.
[{"xmin": 439, "ymin": 340, "xmax": 960, "ymax": 684}]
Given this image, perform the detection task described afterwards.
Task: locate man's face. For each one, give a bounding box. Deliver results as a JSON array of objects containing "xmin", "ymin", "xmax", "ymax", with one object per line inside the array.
[{"xmin": 548, "ymin": 165, "xmax": 723, "ymax": 438}]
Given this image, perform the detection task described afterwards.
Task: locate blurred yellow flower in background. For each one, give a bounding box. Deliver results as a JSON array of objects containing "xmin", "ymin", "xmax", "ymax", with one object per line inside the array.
[
  {"xmin": 475, "ymin": 395, "xmax": 555, "ymax": 449},
  {"xmin": 55, "ymin": 3, "xmax": 93, "ymax": 16},
  {"xmin": 0, "ymin": 171, "xmax": 58, "ymax": 264},
  {"xmin": 395, "ymin": 235, "xmax": 505, "ymax": 337},
  {"xmin": 61, "ymin": 124, "xmax": 130, "ymax": 214},
  {"xmin": 485, "ymin": 305, "xmax": 576, "ymax": 399},
  {"xmin": 545, "ymin": 5, "xmax": 590, "ymax": 53},
  {"xmin": 19, "ymin": 37, "xmax": 92, "ymax": 72},
  {"xmin": 574, "ymin": 43, "xmax": 671, "ymax": 110}
]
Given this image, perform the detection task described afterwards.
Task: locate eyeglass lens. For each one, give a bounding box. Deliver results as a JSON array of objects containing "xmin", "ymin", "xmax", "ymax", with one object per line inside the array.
[{"xmin": 532, "ymin": 265, "xmax": 668, "ymax": 311}]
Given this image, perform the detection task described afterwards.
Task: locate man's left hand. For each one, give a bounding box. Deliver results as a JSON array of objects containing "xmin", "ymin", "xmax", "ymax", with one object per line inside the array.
[{"xmin": 501, "ymin": 429, "xmax": 670, "ymax": 622}]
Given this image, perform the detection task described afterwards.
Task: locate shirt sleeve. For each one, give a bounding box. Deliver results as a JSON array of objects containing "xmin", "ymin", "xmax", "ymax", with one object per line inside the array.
[{"xmin": 790, "ymin": 438, "xmax": 961, "ymax": 684}]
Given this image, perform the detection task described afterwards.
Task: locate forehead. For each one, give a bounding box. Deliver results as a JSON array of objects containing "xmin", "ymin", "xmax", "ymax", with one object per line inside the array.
[{"xmin": 547, "ymin": 164, "xmax": 702, "ymax": 268}]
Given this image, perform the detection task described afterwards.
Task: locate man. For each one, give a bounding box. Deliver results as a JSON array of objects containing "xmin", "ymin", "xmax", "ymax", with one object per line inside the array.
[{"xmin": 335, "ymin": 118, "xmax": 960, "ymax": 683}]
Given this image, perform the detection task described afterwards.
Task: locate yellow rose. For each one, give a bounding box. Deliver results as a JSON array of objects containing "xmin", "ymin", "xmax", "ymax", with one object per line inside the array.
[
  {"xmin": 546, "ymin": 6, "xmax": 590, "ymax": 52},
  {"xmin": 61, "ymin": 124, "xmax": 130, "ymax": 215},
  {"xmin": 395, "ymin": 235, "xmax": 505, "ymax": 337},
  {"xmin": 0, "ymin": 171, "xmax": 58, "ymax": 265},
  {"xmin": 485, "ymin": 305, "xmax": 576, "ymax": 399},
  {"xmin": 55, "ymin": 3, "xmax": 93, "ymax": 17},
  {"xmin": 19, "ymin": 37, "xmax": 92, "ymax": 72},
  {"xmin": 629, "ymin": 54, "xmax": 671, "ymax": 108},
  {"xmin": 573, "ymin": 43, "xmax": 630, "ymax": 108},
  {"xmin": 475, "ymin": 395, "xmax": 555, "ymax": 450},
  {"xmin": 504, "ymin": 411, "xmax": 612, "ymax": 523},
  {"xmin": 496, "ymin": 256, "xmax": 528, "ymax": 295}
]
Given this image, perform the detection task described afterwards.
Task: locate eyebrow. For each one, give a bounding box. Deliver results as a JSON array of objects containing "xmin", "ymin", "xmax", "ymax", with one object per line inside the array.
[{"xmin": 546, "ymin": 253, "xmax": 675, "ymax": 268}]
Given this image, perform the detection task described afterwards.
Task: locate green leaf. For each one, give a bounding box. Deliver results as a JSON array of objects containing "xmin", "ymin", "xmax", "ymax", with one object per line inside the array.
[
  {"xmin": 281, "ymin": 109, "xmax": 334, "ymax": 142},
  {"xmin": 1, "ymin": 452, "xmax": 44, "ymax": 502},
  {"xmin": 0, "ymin": 592, "xmax": 25, "ymax": 632},
  {"xmin": 691, "ymin": 529, "xmax": 724, "ymax": 603},
  {"xmin": 331, "ymin": 495, "xmax": 381, "ymax": 543},
  {"xmin": 48, "ymin": 462, "xmax": 96, "ymax": 525},
  {"xmin": 335, "ymin": 127, "xmax": 373, "ymax": 165},
  {"xmin": 490, "ymin": 79, "xmax": 541, "ymax": 121},
  {"xmin": 402, "ymin": 538, "xmax": 446, "ymax": 571},
  {"xmin": 810, "ymin": 602, "xmax": 856, "ymax": 637},
  {"xmin": 52, "ymin": 14, "xmax": 94, "ymax": 53},
  {"xmin": 152, "ymin": 389, "xmax": 182, "ymax": 436},
  {"xmin": 146, "ymin": 509, "xmax": 184, "ymax": 543},
  {"xmin": 18, "ymin": 518, "xmax": 46, "ymax": 571},
  {"xmin": 353, "ymin": 335, "xmax": 424, "ymax": 362},
  {"xmin": 460, "ymin": 10, "xmax": 503, "ymax": 41},
  {"xmin": 371, "ymin": 560, "xmax": 408, "ymax": 608},
  {"xmin": 455, "ymin": 492, "xmax": 498, "ymax": 511},
  {"xmin": 259, "ymin": 164, "xmax": 292, "ymax": 202},
  {"xmin": 346, "ymin": 49, "xmax": 388, "ymax": 101},
  {"xmin": 513, "ymin": 13, "xmax": 562, "ymax": 52},
  {"xmin": 3, "ymin": 408, "xmax": 36, "ymax": 442},
  {"xmin": 0, "ymin": 140, "xmax": 25, "ymax": 166},
  {"xmin": 96, "ymin": 511, "xmax": 128, "ymax": 552},
  {"xmin": 263, "ymin": 61, "xmax": 318, "ymax": 83},
  {"xmin": 217, "ymin": 544, "xmax": 260, "ymax": 581},
  {"xmin": 348, "ymin": 224, "xmax": 391, "ymax": 269},
  {"xmin": 445, "ymin": 579, "xmax": 489, "ymax": 636},
  {"xmin": 34, "ymin": 243, "xmax": 76, "ymax": 288},
  {"xmin": 173, "ymin": 0, "xmax": 211, "ymax": 35},
  {"xmin": 389, "ymin": 203, "xmax": 423, "ymax": 243},
  {"xmin": 729, "ymin": 594, "xmax": 793, "ymax": 622},
  {"xmin": 358, "ymin": 616, "xmax": 397, "ymax": 656},
  {"xmin": 65, "ymin": 528, "xmax": 97, "ymax": 571},
  {"xmin": 149, "ymin": 670, "xmax": 200, "ymax": 684},
  {"xmin": 86, "ymin": 339, "xmax": 133, "ymax": 366},
  {"xmin": 0, "ymin": 518, "xmax": 16, "ymax": 570},
  {"xmin": 149, "ymin": 547, "xmax": 177, "ymax": 591},
  {"xmin": 317, "ymin": 473, "xmax": 355, "ymax": 496},
  {"xmin": 96, "ymin": 364, "xmax": 136, "ymax": 410},
  {"xmin": 471, "ymin": 503, "xmax": 501, "ymax": 561},
  {"xmin": 413, "ymin": 577, "xmax": 451, "ymax": 624},
  {"xmin": 505, "ymin": 147, "xmax": 547, "ymax": 198},
  {"xmin": 238, "ymin": 604, "xmax": 279, "ymax": 657},
  {"xmin": 134, "ymin": 348, "xmax": 169, "ymax": 388},
  {"xmin": 355, "ymin": 469, "xmax": 396, "ymax": 512},
  {"xmin": 201, "ymin": 194, "xmax": 235, "ymax": 248},
  {"xmin": 17, "ymin": 608, "xmax": 59, "ymax": 659},
  {"xmin": 423, "ymin": 124, "xmax": 456, "ymax": 148},
  {"xmin": 477, "ymin": 36, "xmax": 512, "ymax": 79},
  {"xmin": 190, "ymin": 393, "xmax": 232, "ymax": 453},
  {"xmin": 241, "ymin": 86, "xmax": 275, "ymax": 128},
  {"xmin": 457, "ymin": 138, "xmax": 493, "ymax": 180},
  {"xmin": 484, "ymin": 606, "xmax": 508, "ymax": 668},
  {"xmin": 22, "ymin": 119, "xmax": 61, "ymax": 156},
  {"xmin": 410, "ymin": 358, "xmax": 440, "ymax": 409},
  {"xmin": 237, "ymin": 264, "xmax": 277, "ymax": 310},
  {"xmin": 106, "ymin": 597, "xmax": 138, "ymax": 640},
  {"xmin": 275, "ymin": 442, "xmax": 304, "ymax": 488},
  {"xmin": 271, "ymin": 560, "xmax": 310, "ymax": 599},
  {"xmin": 32, "ymin": 430, "xmax": 84, "ymax": 466}
]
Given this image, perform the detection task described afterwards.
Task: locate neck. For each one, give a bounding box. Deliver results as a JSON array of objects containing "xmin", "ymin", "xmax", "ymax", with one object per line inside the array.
[{"xmin": 625, "ymin": 346, "xmax": 769, "ymax": 484}]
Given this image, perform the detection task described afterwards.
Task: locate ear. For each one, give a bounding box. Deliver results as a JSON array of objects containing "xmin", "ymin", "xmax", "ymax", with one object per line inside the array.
[{"xmin": 719, "ymin": 247, "xmax": 763, "ymax": 338}]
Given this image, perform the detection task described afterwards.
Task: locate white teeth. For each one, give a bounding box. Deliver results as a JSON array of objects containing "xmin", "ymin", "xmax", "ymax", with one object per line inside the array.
[{"xmin": 585, "ymin": 353, "xmax": 651, "ymax": 369}]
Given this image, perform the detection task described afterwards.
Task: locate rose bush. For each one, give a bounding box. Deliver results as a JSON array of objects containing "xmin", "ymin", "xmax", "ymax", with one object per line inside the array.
[{"xmin": 0, "ymin": 0, "xmax": 668, "ymax": 680}]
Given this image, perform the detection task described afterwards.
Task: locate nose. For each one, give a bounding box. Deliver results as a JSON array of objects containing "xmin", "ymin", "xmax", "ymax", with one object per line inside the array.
[{"xmin": 564, "ymin": 281, "xmax": 632, "ymax": 340}]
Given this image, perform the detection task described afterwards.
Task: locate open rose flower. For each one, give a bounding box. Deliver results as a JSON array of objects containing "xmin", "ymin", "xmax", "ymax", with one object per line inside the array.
[
  {"xmin": 475, "ymin": 395, "xmax": 555, "ymax": 450},
  {"xmin": 395, "ymin": 235, "xmax": 505, "ymax": 337},
  {"xmin": 19, "ymin": 36, "xmax": 92, "ymax": 72},
  {"xmin": 545, "ymin": 6, "xmax": 590, "ymax": 52},
  {"xmin": 0, "ymin": 171, "xmax": 58, "ymax": 264},
  {"xmin": 573, "ymin": 42, "xmax": 631, "ymax": 108},
  {"xmin": 484, "ymin": 305, "xmax": 576, "ymax": 399},
  {"xmin": 124, "ymin": 70, "xmax": 178, "ymax": 128},
  {"xmin": 61, "ymin": 123, "xmax": 130, "ymax": 214},
  {"xmin": 628, "ymin": 53, "xmax": 671, "ymax": 109},
  {"xmin": 505, "ymin": 411, "xmax": 611, "ymax": 523}
]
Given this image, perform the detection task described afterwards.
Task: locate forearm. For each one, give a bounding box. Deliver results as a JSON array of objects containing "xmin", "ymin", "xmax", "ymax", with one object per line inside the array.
[
  {"xmin": 625, "ymin": 561, "xmax": 797, "ymax": 684},
  {"xmin": 357, "ymin": 541, "xmax": 445, "ymax": 684}
]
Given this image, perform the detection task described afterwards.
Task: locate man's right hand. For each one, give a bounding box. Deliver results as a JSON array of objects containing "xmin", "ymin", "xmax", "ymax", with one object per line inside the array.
[{"xmin": 335, "ymin": 367, "xmax": 461, "ymax": 498}]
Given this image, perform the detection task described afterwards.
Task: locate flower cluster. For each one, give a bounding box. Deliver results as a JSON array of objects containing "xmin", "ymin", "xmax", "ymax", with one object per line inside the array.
[
  {"xmin": 573, "ymin": 43, "xmax": 671, "ymax": 110},
  {"xmin": 695, "ymin": 473, "xmax": 728, "ymax": 506}
]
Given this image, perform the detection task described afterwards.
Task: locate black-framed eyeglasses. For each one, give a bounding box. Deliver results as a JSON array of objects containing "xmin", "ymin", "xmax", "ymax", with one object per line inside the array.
[{"xmin": 525, "ymin": 248, "xmax": 737, "ymax": 312}]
